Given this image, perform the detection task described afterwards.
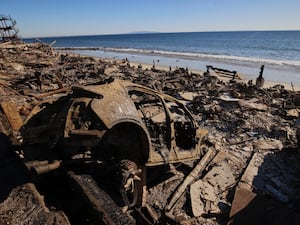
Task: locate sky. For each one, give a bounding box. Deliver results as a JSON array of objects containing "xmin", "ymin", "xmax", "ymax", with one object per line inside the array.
[{"xmin": 1, "ymin": 0, "xmax": 300, "ymax": 38}]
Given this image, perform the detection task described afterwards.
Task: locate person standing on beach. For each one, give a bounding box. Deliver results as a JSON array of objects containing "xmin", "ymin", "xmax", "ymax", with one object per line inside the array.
[{"xmin": 256, "ymin": 65, "xmax": 265, "ymax": 88}]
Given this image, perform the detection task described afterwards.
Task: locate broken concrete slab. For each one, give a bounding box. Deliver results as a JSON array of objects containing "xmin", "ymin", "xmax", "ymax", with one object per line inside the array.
[
  {"xmin": 203, "ymin": 161, "xmax": 236, "ymax": 194},
  {"xmin": 190, "ymin": 179, "xmax": 218, "ymax": 217},
  {"xmin": 238, "ymin": 98, "xmax": 268, "ymax": 111},
  {"xmin": 254, "ymin": 138, "xmax": 283, "ymax": 150}
]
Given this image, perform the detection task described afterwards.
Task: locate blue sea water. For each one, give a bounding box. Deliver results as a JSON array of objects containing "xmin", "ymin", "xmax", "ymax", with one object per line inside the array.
[{"xmin": 24, "ymin": 31, "xmax": 300, "ymax": 85}]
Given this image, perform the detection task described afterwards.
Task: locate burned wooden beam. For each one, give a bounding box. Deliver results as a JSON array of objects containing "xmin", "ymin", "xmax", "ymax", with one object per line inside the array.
[
  {"xmin": 165, "ymin": 147, "xmax": 217, "ymax": 219},
  {"xmin": 67, "ymin": 171, "xmax": 136, "ymax": 225},
  {"xmin": 0, "ymin": 101, "xmax": 23, "ymax": 131}
]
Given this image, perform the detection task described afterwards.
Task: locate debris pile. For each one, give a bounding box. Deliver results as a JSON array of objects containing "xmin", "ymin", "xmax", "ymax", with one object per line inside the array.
[{"xmin": 0, "ymin": 42, "xmax": 299, "ymax": 225}]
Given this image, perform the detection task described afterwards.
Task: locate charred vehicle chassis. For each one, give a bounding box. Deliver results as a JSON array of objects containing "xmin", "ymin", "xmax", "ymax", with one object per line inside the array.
[{"xmin": 21, "ymin": 79, "xmax": 208, "ymax": 211}]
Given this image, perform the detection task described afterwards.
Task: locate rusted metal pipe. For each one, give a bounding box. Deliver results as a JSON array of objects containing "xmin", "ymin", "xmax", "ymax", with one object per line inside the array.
[
  {"xmin": 25, "ymin": 160, "xmax": 49, "ymax": 169},
  {"xmin": 25, "ymin": 160, "xmax": 61, "ymax": 174}
]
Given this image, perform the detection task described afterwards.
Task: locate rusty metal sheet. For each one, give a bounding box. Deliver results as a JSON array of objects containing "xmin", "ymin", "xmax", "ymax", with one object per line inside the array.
[
  {"xmin": 91, "ymin": 97, "xmax": 140, "ymax": 129},
  {"xmin": 73, "ymin": 81, "xmax": 141, "ymax": 129},
  {"xmin": 229, "ymin": 184, "xmax": 257, "ymax": 219}
]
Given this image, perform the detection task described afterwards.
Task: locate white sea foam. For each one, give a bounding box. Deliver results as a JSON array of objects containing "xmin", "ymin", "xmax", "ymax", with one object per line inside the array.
[
  {"xmin": 56, "ymin": 46, "xmax": 300, "ymax": 68},
  {"xmin": 101, "ymin": 47, "xmax": 300, "ymax": 67}
]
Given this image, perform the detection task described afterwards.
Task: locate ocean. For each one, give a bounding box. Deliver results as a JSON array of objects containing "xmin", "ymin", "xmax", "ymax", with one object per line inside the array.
[{"xmin": 24, "ymin": 31, "xmax": 300, "ymax": 85}]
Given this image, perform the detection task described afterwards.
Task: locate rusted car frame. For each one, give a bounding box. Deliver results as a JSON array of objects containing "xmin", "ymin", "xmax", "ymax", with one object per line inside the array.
[{"xmin": 21, "ymin": 79, "xmax": 208, "ymax": 209}]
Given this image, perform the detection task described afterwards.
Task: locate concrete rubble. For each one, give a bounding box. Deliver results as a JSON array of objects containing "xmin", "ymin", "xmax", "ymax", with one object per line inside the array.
[{"xmin": 0, "ymin": 42, "xmax": 300, "ymax": 225}]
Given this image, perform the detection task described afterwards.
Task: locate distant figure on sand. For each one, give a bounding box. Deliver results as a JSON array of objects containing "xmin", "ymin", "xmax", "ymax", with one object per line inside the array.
[{"xmin": 256, "ymin": 65, "xmax": 265, "ymax": 88}]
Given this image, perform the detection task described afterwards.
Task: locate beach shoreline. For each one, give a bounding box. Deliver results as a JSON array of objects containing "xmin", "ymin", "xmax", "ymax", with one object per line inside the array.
[
  {"xmin": 62, "ymin": 49, "xmax": 300, "ymax": 91},
  {"xmin": 92, "ymin": 51, "xmax": 300, "ymax": 91},
  {"xmin": 130, "ymin": 61, "xmax": 300, "ymax": 91}
]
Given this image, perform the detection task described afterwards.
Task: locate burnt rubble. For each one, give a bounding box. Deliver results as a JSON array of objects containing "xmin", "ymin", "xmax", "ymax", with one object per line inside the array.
[{"xmin": 0, "ymin": 42, "xmax": 300, "ymax": 225}]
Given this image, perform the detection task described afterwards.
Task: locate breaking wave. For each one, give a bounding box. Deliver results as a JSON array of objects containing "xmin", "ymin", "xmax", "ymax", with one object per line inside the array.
[{"xmin": 57, "ymin": 46, "xmax": 300, "ymax": 68}]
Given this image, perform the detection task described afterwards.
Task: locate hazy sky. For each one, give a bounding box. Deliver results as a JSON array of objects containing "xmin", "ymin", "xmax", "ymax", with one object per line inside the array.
[{"xmin": 2, "ymin": 0, "xmax": 300, "ymax": 38}]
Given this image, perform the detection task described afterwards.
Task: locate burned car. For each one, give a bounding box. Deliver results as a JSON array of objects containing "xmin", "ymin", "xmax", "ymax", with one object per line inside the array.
[{"xmin": 21, "ymin": 79, "xmax": 208, "ymax": 208}]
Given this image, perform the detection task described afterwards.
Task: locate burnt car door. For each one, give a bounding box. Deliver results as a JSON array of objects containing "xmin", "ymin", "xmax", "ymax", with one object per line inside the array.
[
  {"xmin": 128, "ymin": 88, "xmax": 171, "ymax": 165},
  {"xmin": 127, "ymin": 86, "xmax": 206, "ymax": 166},
  {"xmin": 162, "ymin": 97, "xmax": 205, "ymax": 162}
]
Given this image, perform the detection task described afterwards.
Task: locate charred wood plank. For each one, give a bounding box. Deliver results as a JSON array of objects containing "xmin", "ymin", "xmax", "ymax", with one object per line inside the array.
[
  {"xmin": 67, "ymin": 171, "xmax": 136, "ymax": 225},
  {"xmin": 0, "ymin": 101, "xmax": 23, "ymax": 130}
]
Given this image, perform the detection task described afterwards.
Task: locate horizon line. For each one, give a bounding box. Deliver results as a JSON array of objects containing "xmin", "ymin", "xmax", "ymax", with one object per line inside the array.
[{"xmin": 22, "ymin": 29, "xmax": 300, "ymax": 39}]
